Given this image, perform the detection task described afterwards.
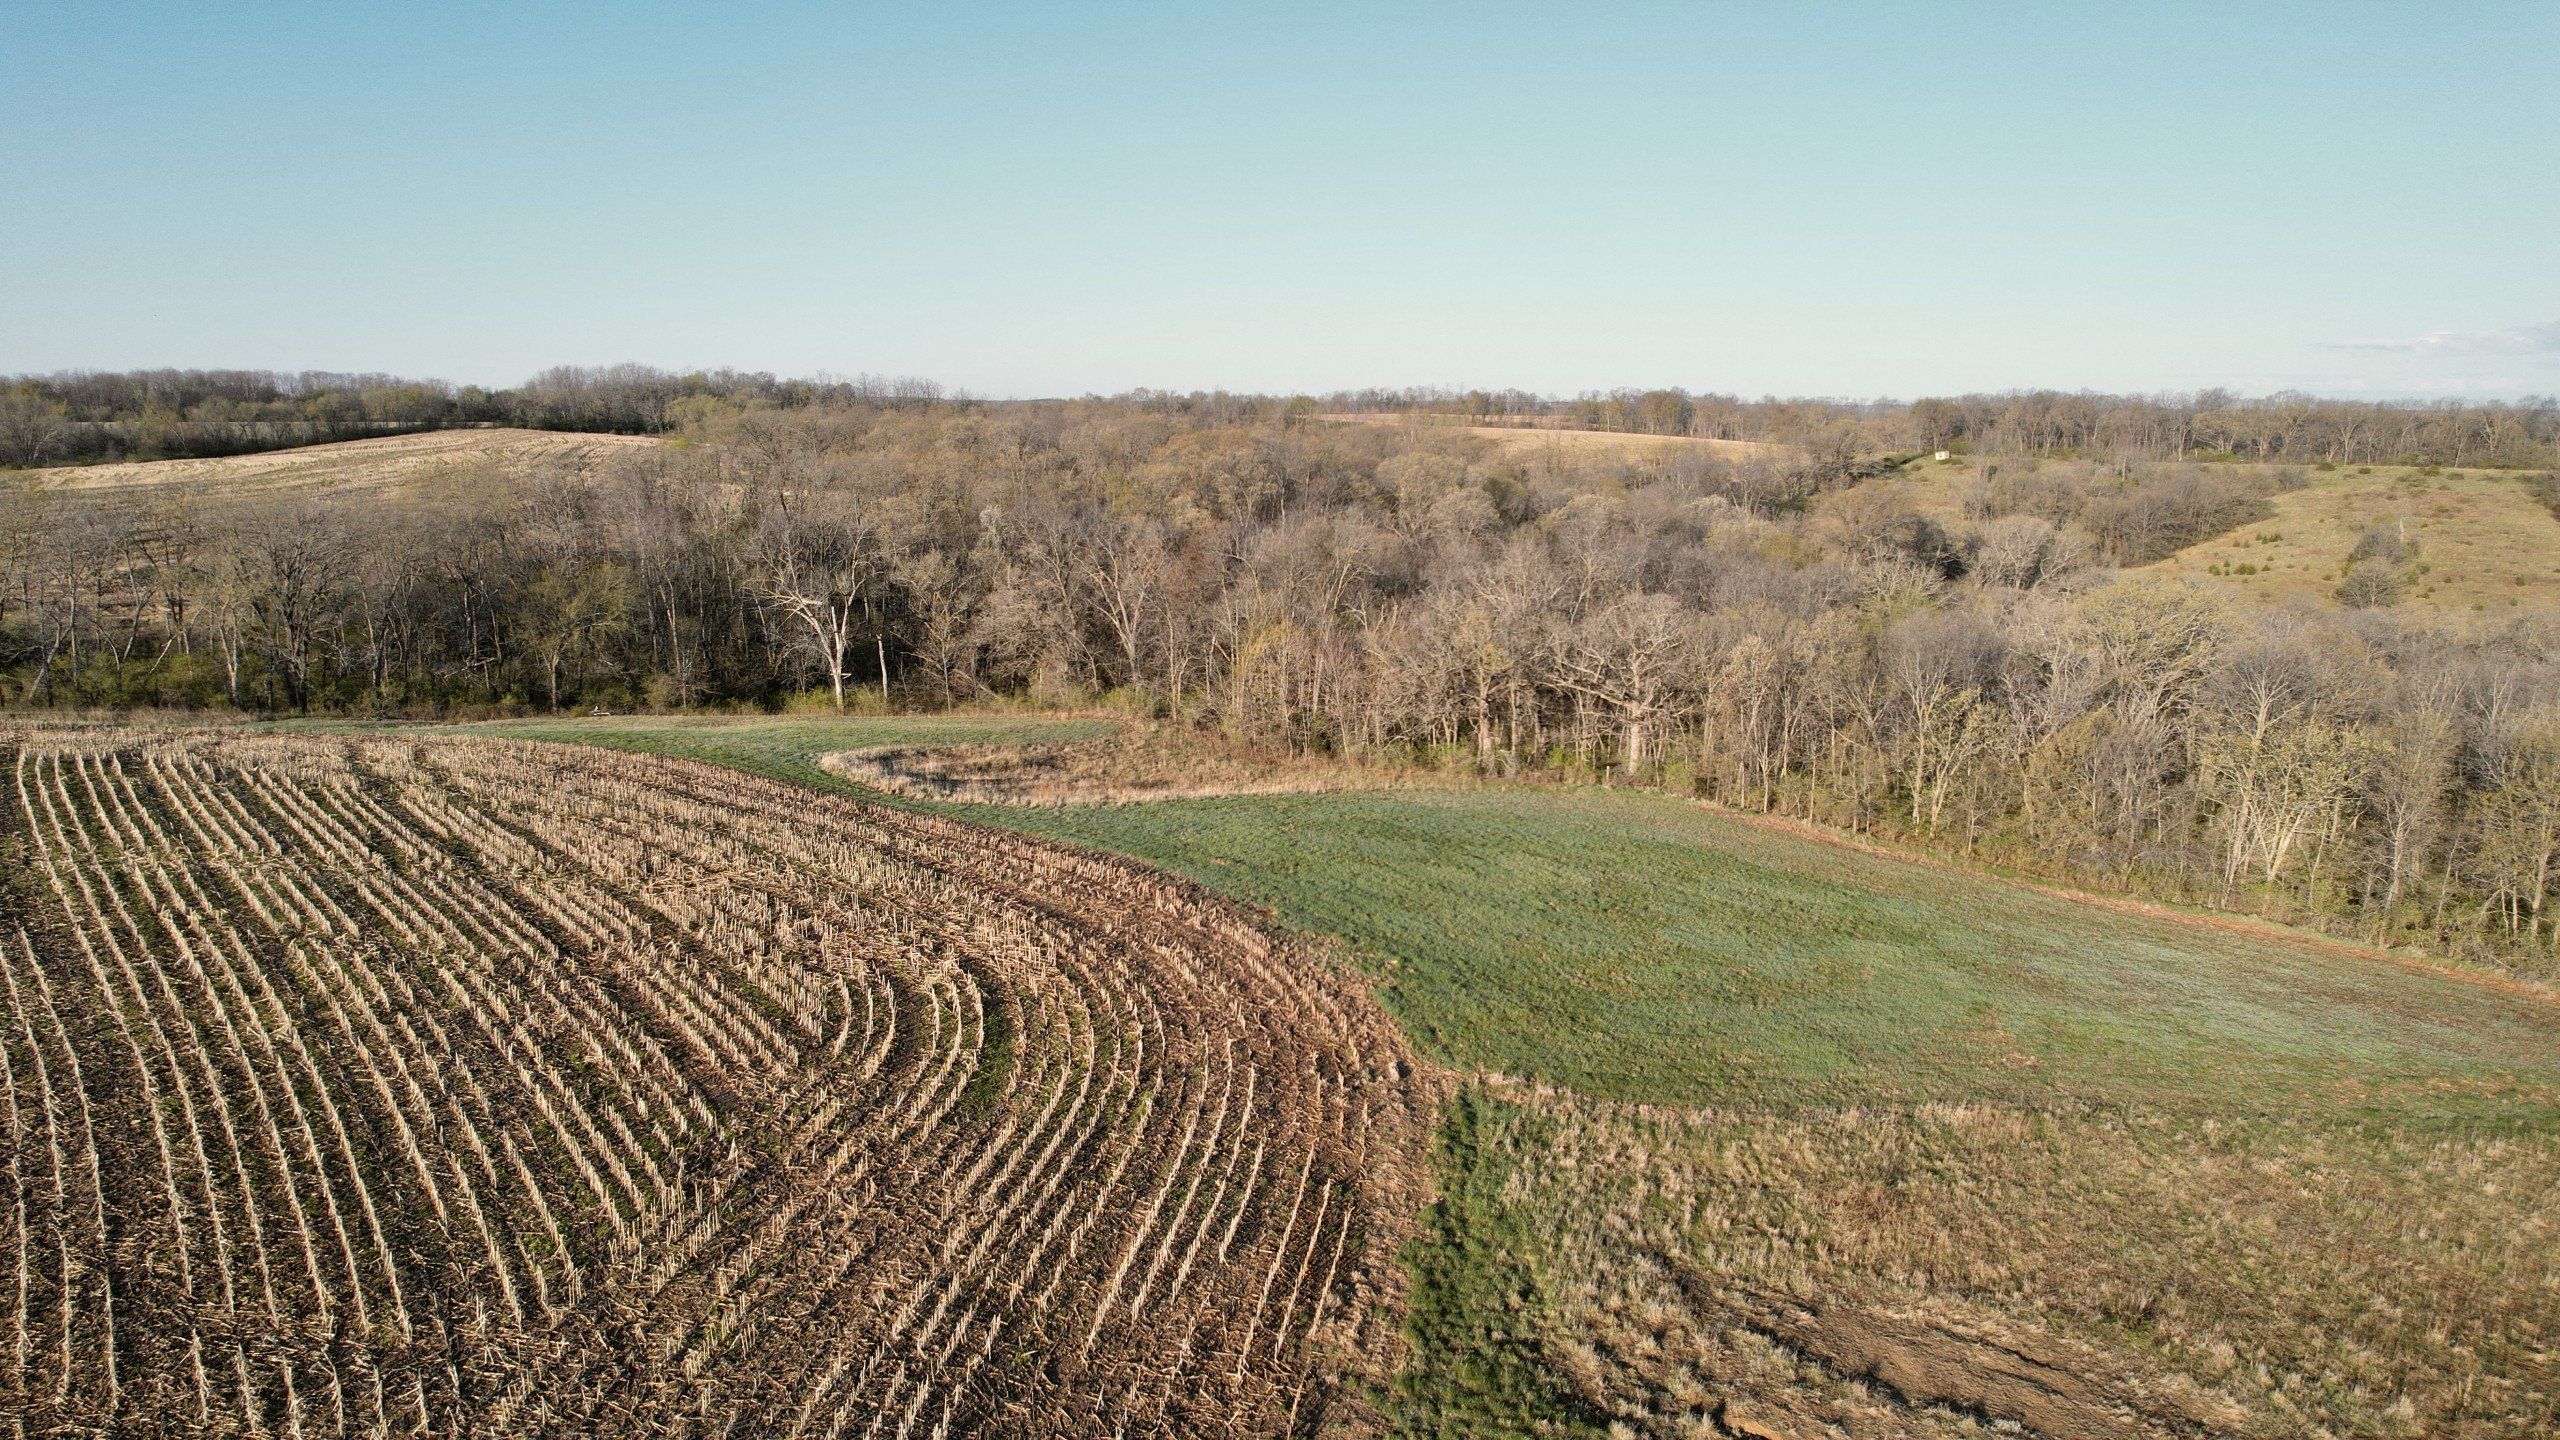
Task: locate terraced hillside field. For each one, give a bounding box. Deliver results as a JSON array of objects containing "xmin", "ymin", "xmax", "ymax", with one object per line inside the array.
[
  {"xmin": 0, "ymin": 729, "xmax": 1429, "ymax": 1437},
  {"xmin": 21, "ymin": 428, "xmax": 663, "ymax": 498}
]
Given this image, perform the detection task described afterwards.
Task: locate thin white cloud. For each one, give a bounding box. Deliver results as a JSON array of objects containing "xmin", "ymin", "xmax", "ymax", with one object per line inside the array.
[{"xmin": 2325, "ymin": 320, "xmax": 2560, "ymax": 356}]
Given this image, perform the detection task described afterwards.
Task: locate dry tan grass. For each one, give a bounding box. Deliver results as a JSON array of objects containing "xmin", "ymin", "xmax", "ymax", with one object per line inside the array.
[
  {"xmin": 25, "ymin": 427, "xmax": 663, "ymax": 497},
  {"xmin": 2135, "ymin": 466, "xmax": 2560, "ymax": 613},
  {"xmin": 1487, "ymin": 1087, "xmax": 2560, "ymax": 1438},
  {"xmin": 1321, "ymin": 413, "xmax": 1778, "ymax": 461},
  {"xmin": 1890, "ymin": 456, "xmax": 2560, "ymax": 615},
  {"xmin": 820, "ymin": 724, "xmax": 1395, "ymax": 805}
]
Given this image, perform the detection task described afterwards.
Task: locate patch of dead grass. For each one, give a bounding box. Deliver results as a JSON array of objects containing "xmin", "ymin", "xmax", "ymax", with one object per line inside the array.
[
  {"xmin": 819, "ymin": 724, "xmax": 1400, "ymax": 805},
  {"xmin": 1482, "ymin": 1087, "xmax": 2560, "ymax": 1438}
]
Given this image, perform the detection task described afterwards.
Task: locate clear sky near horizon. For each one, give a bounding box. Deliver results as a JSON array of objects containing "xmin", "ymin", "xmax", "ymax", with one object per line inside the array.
[{"xmin": 4, "ymin": 1, "xmax": 2554, "ymax": 401}]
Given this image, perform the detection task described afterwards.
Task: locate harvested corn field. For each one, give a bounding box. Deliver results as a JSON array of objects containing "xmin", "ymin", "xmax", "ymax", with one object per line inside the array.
[{"xmin": 0, "ymin": 728, "xmax": 1432, "ymax": 1438}]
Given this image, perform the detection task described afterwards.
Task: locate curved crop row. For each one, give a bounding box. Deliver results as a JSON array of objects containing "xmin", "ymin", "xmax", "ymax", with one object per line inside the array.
[{"xmin": 0, "ymin": 730, "xmax": 1432, "ymax": 1437}]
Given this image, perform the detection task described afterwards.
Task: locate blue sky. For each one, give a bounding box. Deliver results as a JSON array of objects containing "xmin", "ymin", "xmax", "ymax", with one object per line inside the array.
[{"xmin": 4, "ymin": 1, "xmax": 2554, "ymax": 399}]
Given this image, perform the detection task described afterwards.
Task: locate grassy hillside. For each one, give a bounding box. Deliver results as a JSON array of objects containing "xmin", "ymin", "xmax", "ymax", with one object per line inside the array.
[
  {"xmin": 1893, "ymin": 455, "xmax": 2560, "ymax": 614},
  {"xmin": 406, "ymin": 714, "xmax": 2560, "ymax": 1436},
  {"xmin": 1035, "ymin": 788, "xmax": 2556, "ymax": 1122},
  {"xmin": 20, "ymin": 426, "xmax": 661, "ymax": 496},
  {"xmin": 2136, "ymin": 465, "xmax": 2560, "ymax": 613}
]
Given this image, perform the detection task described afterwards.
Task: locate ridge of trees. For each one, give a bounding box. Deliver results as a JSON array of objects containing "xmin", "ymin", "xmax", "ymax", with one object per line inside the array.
[
  {"xmin": 0, "ymin": 365, "xmax": 957, "ymax": 467},
  {"xmin": 8, "ymin": 367, "xmax": 2556, "ymax": 471},
  {"xmin": 1329, "ymin": 386, "xmax": 2560, "ymax": 469}
]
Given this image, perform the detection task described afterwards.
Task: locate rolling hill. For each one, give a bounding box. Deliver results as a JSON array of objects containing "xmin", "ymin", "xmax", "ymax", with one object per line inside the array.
[
  {"xmin": 17, "ymin": 427, "xmax": 663, "ymax": 498},
  {"xmin": 2134, "ymin": 464, "xmax": 2560, "ymax": 613},
  {"xmin": 1887, "ymin": 455, "xmax": 2560, "ymax": 616},
  {"xmin": 1323, "ymin": 412, "xmax": 1778, "ymax": 461}
]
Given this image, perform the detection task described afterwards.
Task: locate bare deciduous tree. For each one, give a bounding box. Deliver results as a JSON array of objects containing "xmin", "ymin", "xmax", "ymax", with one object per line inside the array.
[{"xmin": 752, "ymin": 486, "xmax": 880, "ymax": 709}]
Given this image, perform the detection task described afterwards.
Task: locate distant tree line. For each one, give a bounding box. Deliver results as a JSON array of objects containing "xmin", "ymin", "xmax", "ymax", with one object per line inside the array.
[
  {"xmin": 16, "ymin": 366, "xmax": 2552, "ymax": 472},
  {"xmin": 1336, "ymin": 386, "xmax": 2560, "ymax": 469},
  {"xmin": 7, "ymin": 395, "xmax": 2557, "ymax": 973},
  {"xmin": 0, "ymin": 365, "xmax": 957, "ymax": 467}
]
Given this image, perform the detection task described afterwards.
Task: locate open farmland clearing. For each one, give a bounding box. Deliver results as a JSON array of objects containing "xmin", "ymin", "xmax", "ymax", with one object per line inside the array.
[
  {"xmin": 1886, "ymin": 456, "xmax": 2560, "ymax": 614},
  {"xmin": 455, "ymin": 715, "xmax": 2560, "ymax": 1436},
  {"xmin": 10, "ymin": 429, "xmax": 670, "ymax": 654},
  {"xmin": 0, "ymin": 728, "xmax": 1430, "ymax": 1437},
  {"xmin": 1321, "ymin": 412, "xmax": 1777, "ymax": 461},
  {"xmin": 19, "ymin": 428, "xmax": 663, "ymax": 498},
  {"xmin": 2135, "ymin": 464, "xmax": 2560, "ymax": 610}
]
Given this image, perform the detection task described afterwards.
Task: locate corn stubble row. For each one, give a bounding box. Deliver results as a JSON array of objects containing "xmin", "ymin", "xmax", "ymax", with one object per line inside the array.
[{"xmin": 0, "ymin": 730, "xmax": 1432, "ymax": 1437}]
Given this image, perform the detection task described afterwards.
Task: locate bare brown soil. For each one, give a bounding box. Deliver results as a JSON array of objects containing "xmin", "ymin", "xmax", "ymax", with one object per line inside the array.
[{"xmin": 0, "ymin": 729, "xmax": 1434, "ymax": 1436}]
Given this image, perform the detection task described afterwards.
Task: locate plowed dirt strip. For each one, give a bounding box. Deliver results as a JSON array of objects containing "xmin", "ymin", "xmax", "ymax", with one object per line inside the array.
[{"xmin": 0, "ymin": 730, "xmax": 1435, "ymax": 1439}]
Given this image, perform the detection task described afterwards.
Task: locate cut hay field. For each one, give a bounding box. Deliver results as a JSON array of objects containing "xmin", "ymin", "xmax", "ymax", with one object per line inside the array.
[
  {"xmin": 18, "ymin": 428, "xmax": 663, "ymax": 498},
  {"xmin": 0, "ymin": 724, "xmax": 1429, "ymax": 1436},
  {"xmin": 452, "ymin": 715, "xmax": 2560, "ymax": 1439},
  {"xmin": 1322, "ymin": 413, "xmax": 1778, "ymax": 461},
  {"xmin": 2134, "ymin": 465, "xmax": 2560, "ymax": 613}
]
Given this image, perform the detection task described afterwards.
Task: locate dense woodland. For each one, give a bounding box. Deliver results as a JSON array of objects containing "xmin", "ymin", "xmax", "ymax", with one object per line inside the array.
[{"xmin": 5, "ymin": 389, "xmax": 2559, "ymax": 974}]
